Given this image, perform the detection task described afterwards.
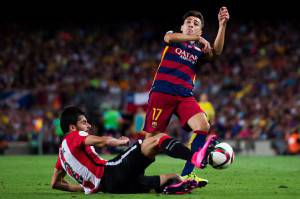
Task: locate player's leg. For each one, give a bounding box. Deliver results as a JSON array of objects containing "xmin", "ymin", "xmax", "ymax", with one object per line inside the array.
[
  {"xmin": 133, "ymin": 173, "xmax": 195, "ymax": 194},
  {"xmin": 107, "ymin": 134, "xmax": 197, "ymax": 174},
  {"xmin": 176, "ymin": 97, "xmax": 216, "ymax": 186},
  {"xmin": 102, "ymin": 136, "xmax": 203, "ymax": 194},
  {"xmin": 132, "ymin": 137, "xmax": 197, "ymax": 194},
  {"xmin": 107, "ymin": 134, "xmax": 194, "ymax": 176},
  {"xmin": 182, "ymin": 112, "xmax": 210, "ymax": 175},
  {"xmin": 134, "ymin": 173, "xmax": 181, "ymax": 193},
  {"xmin": 140, "ymin": 132, "xmax": 211, "ymax": 170},
  {"xmin": 135, "ymin": 137, "xmax": 201, "ymax": 194},
  {"xmin": 102, "ymin": 140, "xmax": 157, "ymax": 193},
  {"xmin": 141, "ymin": 133, "xmax": 194, "ymax": 160}
]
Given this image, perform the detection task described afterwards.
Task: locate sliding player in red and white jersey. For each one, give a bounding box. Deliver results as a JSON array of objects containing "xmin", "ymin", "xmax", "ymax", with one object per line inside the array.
[{"xmin": 51, "ymin": 106, "xmax": 213, "ymax": 194}]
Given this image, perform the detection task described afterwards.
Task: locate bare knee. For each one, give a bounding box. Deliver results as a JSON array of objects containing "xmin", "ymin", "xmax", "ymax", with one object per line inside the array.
[
  {"xmin": 190, "ymin": 120, "xmax": 210, "ymax": 132},
  {"xmin": 141, "ymin": 133, "xmax": 168, "ymax": 158},
  {"xmin": 200, "ymin": 121, "xmax": 210, "ymax": 132},
  {"xmin": 152, "ymin": 133, "xmax": 169, "ymax": 146},
  {"xmin": 144, "ymin": 132, "xmax": 167, "ymax": 144},
  {"xmin": 188, "ymin": 113, "xmax": 210, "ymax": 132}
]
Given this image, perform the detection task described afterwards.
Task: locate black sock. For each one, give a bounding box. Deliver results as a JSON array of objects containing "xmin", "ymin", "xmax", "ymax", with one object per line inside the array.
[{"xmin": 159, "ymin": 136, "xmax": 193, "ymax": 160}]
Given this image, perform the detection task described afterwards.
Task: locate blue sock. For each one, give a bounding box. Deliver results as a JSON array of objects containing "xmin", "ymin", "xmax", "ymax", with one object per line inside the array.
[{"xmin": 181, "ymin": 131, "xmax": 207, "ymax": 176}]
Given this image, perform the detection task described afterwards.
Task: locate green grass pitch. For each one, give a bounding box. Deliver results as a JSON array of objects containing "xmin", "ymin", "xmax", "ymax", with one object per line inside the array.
[{"xmin": 0, "ymin": 155, "xmax": 299, "ymax": 199}]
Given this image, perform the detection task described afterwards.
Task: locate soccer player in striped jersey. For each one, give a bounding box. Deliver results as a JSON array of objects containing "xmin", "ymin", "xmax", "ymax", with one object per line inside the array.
[
  {"xmin": 143, "ymin": 7, "xmax": 230, "ymax": 185},
  {"xmin": 50, "ymin": 107, "xmax": 214, "ymax": 194}
]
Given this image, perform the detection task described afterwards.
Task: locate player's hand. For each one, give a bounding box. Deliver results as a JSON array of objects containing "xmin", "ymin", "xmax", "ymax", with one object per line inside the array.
[
  {"xmin": 118, "ymin": 136, "xmax": 130, "ymax": 146},
  {"xmin": 198, "ymin": 36, "xmax": 212, "ymax": 54},
  {"xmin": 107, "ymin": 136, "xmax": 129, "ymax": 147},
  {"xmin": 218, "ymin": 6, "xmax": 230, "ymax": 26}
]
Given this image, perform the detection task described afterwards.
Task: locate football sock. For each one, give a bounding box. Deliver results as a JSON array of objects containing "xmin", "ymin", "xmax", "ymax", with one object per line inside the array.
[
  {"xmin": 181, "ymin": 131, "xmax": 207, "ymax": 176},
  {"xmin": 158, "ymin": 135, "xmax": 193, "ymax": 160}
]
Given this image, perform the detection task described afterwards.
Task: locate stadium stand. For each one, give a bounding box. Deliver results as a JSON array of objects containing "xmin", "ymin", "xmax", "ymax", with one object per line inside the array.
[{"xmin": 0, "ymin": 21, "xmax": 299, "ymax": 155}]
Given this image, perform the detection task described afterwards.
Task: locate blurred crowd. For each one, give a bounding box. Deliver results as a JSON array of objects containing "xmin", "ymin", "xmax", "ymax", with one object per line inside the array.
[{"xmin": 0, "ymin": 20, "xmax": 300, "ymax": 155}]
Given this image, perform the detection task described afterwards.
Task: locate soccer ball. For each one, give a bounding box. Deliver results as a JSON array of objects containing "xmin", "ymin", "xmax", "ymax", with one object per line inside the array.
[{"xmin": 208, "ymin": 142, "xmax": 234, "ymax": 169}]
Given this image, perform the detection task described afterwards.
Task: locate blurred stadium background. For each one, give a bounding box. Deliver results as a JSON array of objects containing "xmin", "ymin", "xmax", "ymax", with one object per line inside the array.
[{"xmin": 0, "ymin": 0, "xmax": 300, "ymax": 156}]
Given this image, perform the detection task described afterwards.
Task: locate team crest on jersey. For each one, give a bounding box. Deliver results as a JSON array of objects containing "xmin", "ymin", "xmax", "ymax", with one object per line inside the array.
[
  {"xmin": 79, "ymin": 131, "xmax": 88, "ymax": 136},
  {"xmin": 175, "ymin": 48, "xmax": 198, "ymax": 64},
  {"xmin": 152, "ymin": 121, "xmax": 157, "ymax": 128},
  {"xmin": 194, "ymin": 46, "xmax": 201, "ymax": 51},
  {"xmin": 187, "ymin": 45, "xmax": 201, "ymax": 52}
]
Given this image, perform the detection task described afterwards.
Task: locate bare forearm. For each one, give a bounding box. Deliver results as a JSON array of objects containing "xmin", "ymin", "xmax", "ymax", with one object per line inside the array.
[
  {"xmin": 164, "ymin": 33, "xmax": 199, "ymax": 43},
  {"xmin": 52, "ymin": 181, "xmax": 83, "ymax": 192},
  {"xmin": 213, "ymin": 25, "xmax": 226, "ymax": 55},
  {"xmin": 214, "ymin": 7, "xmax": 230, "ymax": 55},
  {"xmin": 85, "ymin": 135, "xmax": 129, "ymax": 147},
  {"xmin": 98, "ymin": 136, "xmax": 120, "ymax": 147},
  {"xmin": 93, "ymin": 136, "xmax": 117, "ymax": 147}
]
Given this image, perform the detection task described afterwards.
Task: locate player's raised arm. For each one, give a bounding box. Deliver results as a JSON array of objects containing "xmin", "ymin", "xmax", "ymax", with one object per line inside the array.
[
  {"xmin": 85, "ymin": 135, "xmax": 129, "ymax": 147},
  {"xmin": 213, "ymin": 6, "xmax": 230, "ymax": 55}
]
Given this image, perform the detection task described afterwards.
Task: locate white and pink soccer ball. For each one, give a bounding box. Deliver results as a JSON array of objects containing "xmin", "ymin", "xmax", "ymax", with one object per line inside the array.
[{"xmin": 208, "ymin": 142, "xmax": 235, "ymax": 169}]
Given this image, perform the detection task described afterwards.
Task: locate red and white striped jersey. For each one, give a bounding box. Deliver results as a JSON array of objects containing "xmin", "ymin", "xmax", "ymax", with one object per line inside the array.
[{"xmin": 55, "ymin": 130, "xmax": 107, "ymax": 194}]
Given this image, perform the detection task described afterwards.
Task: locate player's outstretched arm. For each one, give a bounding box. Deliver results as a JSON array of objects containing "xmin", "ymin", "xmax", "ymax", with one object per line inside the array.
[
  {"xmin": 213, "ymin": 6, "xmax": 230, "ymax": 55},
  {"xmin": 51, "ymin": 168, "xmax": 84, "ymax": 192},
  {"xmin": 164, "ymin": 33, "xmax": 200, "ymax": 43},
  {"xmin": 165, "ymin": 33, "xmax": 211, "ymax": 53},
  {"xmin": 85, "ymin": 135, "xmax": 129, "ymax": 147}
]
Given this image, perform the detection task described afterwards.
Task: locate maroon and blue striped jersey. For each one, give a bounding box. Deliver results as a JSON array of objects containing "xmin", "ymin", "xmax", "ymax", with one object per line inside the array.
[{"xmin": 151, "ymin": 38, "xmax": 206, "ymax": 97}]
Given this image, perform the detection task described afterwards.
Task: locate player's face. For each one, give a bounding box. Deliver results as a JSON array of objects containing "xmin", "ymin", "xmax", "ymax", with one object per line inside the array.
[
  {"xmin": 181, "ymin": 16, "xmax": 202, "ymax": 35},
  {"xmin": 76, "ymin": 115, "xmax": 91, "ymax": 132}
]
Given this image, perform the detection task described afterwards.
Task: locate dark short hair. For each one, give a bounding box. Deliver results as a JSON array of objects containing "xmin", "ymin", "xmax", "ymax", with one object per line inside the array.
[
  {"xmin": 60, "ymin": 106, "xmax": 85, "ymax": 134},
  {"xmin": 183, "ymin": 10, "xmax": 204, "ymax": 28}
]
